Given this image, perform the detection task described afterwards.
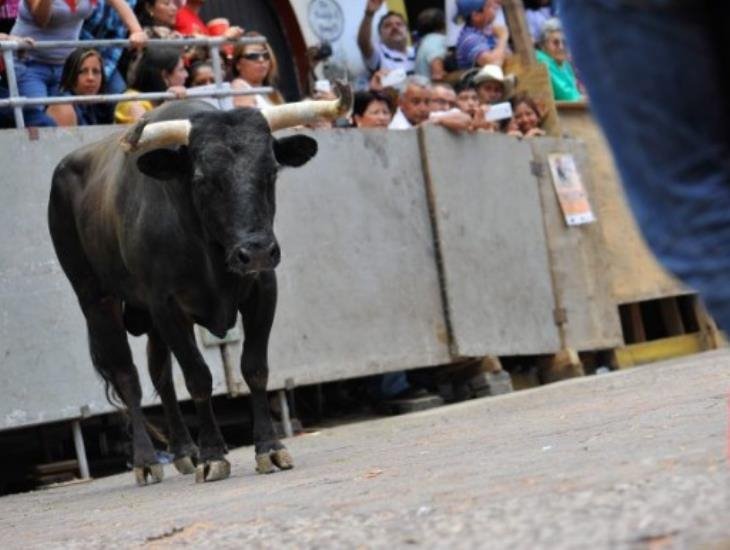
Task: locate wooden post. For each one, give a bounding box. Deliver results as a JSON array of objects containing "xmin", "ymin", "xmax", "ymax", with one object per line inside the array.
[{"xmin": 502, "ymin": 0, "xmax": 536, "ymax": 67}]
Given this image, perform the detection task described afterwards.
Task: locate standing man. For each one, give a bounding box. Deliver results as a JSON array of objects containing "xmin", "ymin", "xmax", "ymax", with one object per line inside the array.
[
  {"xmin": 455, "ymin": 0, "xmax": 510, "ymax": 68},
  {"xmin": 358, "ymin": 0, "xmax": 415, "ymax": 75},
  {"xmin": 557, "ymin": 1, "xmax": 730, "ymax": 331}
]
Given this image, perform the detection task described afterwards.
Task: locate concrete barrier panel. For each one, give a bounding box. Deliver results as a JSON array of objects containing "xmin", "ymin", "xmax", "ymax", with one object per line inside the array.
[
  {"xmin": 0, "ymin": 125, "xmax": 451, "ymax": 428},
  {"xmin": 529, "ymin": 138, "xmax": 624, "ymax": 350},
  {"xmin": 225, "ymin": 128, "xmax": 451, "ymax": 391},
  {"xmin": 0, "ymin": 126, "xmax": 227, "ymax": 429},
  {"xmin": 420, "ymin": 127, "xmax": 560, "ymax": 356}
]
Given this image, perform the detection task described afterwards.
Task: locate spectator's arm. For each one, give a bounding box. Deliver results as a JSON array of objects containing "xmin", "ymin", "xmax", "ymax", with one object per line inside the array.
[
  {"xmin": 429, "ymin": 58, "xmax": 445, "ymax": 81},
  {"xmin": 25, "ymin": 0, "xmax": 53, "ymax": 28},
  {"xmin": 429, "ymin": 109, "xmax": 472, "ymax": 132},
  {"xmin": 107, "ymin": 0, "xmax": 147, "ymax": 48},
  {"xmin": 358, "ymin": 0, "xmax": 383, "ymax": 63},
  {"xmin": 46, "ymin": 104, "xmax": 78, "ymax": 127},
  {"xmin": 475, "ymin": 25, "xmax": 510, "ymax": 67}
]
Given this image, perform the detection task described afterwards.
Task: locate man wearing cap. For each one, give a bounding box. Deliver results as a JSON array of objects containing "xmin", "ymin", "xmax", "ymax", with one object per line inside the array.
[
  {"xmin": 472, "ymin": 63, "xmax": 515, "ymax": 105},
  {"xmin": 455, "ymin": 0, "xmax": 510, "ymax": 69},
  {"xmin": 358, "ymin": 0, "xmax": 415, "ymax": 75}
]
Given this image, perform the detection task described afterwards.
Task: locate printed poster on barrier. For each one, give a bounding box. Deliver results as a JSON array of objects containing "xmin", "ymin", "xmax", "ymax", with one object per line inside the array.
[{"xmin": 547, "ymin": 153, "xmax": 596, "ymax": 226}]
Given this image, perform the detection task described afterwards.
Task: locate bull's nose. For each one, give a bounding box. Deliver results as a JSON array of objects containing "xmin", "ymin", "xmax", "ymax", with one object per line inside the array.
[{"xmin": 234, "ymin": 241, "xmax": 280, "ymax": 273}]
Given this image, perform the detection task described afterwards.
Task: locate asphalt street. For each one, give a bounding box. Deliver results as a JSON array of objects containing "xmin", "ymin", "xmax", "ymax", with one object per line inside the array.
[{"xmin": 1, "ymin": 351, "xmax": 728, "ymax": 549}]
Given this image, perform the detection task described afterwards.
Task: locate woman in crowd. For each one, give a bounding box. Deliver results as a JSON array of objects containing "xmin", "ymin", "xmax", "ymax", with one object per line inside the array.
[
  {"xmin": 114, "ymin": 46, "xmax": 187, "ymax": 123},
  {"xmin": 508, "ymin": 92, "xmax": 546, "ymax": 137},
  {"xmin": 352, "ymin": 90, "xmax": 393, "ymax": 128},
  {"xmin": 134, "ymin": 0, "xmax": 180, "ymax": 38},
  {"xmin": 231, "ymin": 31, "xmax": 284, "ymax": 108},
  {"xmin": 186, "ymin": 60, "xmax": 215, "ymax": 87},
  {"xmin": 10, "ymin": 0, "xmax": 145, "ymax": 127},
  {"xmin": 414, "ymin": 8, "xmax": 447, "ymax": 82},
  {"xmin": 46, "ymin": 47, "xmax": 109, "ymax": 126},
  {"xmin": 535, "ymin": 18, "xmax": 582, "ymax": 101}
]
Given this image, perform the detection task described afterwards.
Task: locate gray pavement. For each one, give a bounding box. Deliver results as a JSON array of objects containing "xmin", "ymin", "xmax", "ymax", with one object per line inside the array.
[{"xmin": 1, "ymin": 351, "xmax": 729, "ymax": 549}]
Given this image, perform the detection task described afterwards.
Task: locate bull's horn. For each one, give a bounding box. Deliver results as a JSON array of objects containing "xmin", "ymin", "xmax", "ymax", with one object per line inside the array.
[
  {"xmin": 120, "ymin": 119, "xmax": 192, "ymax": 153},
  {"xmin": 260, "ymin": 80, "xmax": 353, "ymax": 131}
]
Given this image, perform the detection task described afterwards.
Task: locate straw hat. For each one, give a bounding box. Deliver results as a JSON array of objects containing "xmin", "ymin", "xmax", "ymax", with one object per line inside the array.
[{"xmin": 472, "ymin": 64, "xmax": 516, "ymax": 99}]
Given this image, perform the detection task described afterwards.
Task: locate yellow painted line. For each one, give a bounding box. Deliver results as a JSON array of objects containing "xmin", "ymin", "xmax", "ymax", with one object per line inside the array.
[{"xmin": 614, "ymin": 333, "xmax": 705, "ymax": 368}]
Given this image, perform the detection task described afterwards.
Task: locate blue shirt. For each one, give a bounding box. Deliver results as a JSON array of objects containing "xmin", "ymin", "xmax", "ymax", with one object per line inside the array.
[
  {"xmin": 456, "ymin": 25, "xmax": 497, "ymax": 69},
  {"xmin": 81, "ymin": 0, "xmax": 137, "ymax": 80}
]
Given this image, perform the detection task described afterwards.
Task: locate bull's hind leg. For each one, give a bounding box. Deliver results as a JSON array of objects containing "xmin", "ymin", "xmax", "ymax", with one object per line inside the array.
[
  {"xmin": 86, "ymin": 300, "xmax": 163, "ymax": 485},
  {"xmin": 48, "ymin": 182, "xmax": 161, "ymax": 486},
  {"xmin": 150, "ymin": 302, "xmax": 229, "ymax": 483},
  {"xmin": 240, "ymin": 272, "xmax": 293, "ymax": 475},
  {"xmin": 147, "ymin": 328, "xmax": 199, "ymax": 474}
]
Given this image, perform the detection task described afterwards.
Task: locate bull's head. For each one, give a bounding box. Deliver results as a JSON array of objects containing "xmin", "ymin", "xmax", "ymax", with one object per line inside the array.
[{"xmin": 120, "ymin": 83, "xmax": 352, "ymax": 276}]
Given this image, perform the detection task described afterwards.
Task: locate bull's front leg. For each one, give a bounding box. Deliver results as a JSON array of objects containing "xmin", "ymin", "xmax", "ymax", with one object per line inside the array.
[
  {"xmin": 151, "ymin": 299, "xmax": 230, "ymax": 483},
  {"xmin": 240, "ymin": 271, "xmax": 293, "ymax": 474}
]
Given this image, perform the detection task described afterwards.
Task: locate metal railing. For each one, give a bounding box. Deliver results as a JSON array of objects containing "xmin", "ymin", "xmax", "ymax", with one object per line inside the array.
[{"xmin": 0, "ymin": 36, "xmax": 273, "ymax": 128}]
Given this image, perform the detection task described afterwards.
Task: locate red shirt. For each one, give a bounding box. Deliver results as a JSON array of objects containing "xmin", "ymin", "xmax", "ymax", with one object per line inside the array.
[{"xmin": 175, "ymin": 6, "xmax": 208, "ymax": 36}]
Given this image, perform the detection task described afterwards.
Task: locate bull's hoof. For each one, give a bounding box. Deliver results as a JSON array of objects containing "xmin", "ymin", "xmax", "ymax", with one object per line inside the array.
[
  {"xmin": 134, "ymin": 464, "xmax": 164, "ymax": 486},
  {"xmin": 256, "ymin": 449, "xmax": 294, "ymax": 474},
  {"xmin": 194, "ymin": 459, "xmax": 231, "ymax": 483},
  {"xmin": 173, "ymin": 456, "xmax": 197, "ymax": 475}
]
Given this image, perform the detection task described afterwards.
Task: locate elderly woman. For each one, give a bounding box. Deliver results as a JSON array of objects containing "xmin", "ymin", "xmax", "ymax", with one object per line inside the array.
[{"xmin": 535, "ymin": 18, "xmax": 582, "ymax": 101}]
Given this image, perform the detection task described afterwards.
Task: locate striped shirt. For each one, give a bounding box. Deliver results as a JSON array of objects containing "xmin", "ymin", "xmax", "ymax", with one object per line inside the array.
[
  {"xmin": 364, "ymin": 42, "xmax": 416, "ymax": 75},
  {"xmin": 456, "ymin": 25, "xmax": 497, "ymax": 69}
]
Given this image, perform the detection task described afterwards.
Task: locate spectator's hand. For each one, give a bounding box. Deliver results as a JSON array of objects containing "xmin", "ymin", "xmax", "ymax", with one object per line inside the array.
[
  {"xmin": 168, "ymin": 86, "xmax": 187, "ymax": 99},
  {"xmin": 365, "ymin": 0, "xmax": 385, "ymax": 13},
  {"xmin": 492, "ymin": 25, "xmax": 509, "ymax": 41},
  {"xmin": 224, "ymin": 26, "xmax": 244, "ymax": 40},
  {"xmin": 471, "ymin": 105, "xmax": 497, "ymax": 132},
  {"xmin": 525, "ymin": 127, "xmax": 546, "ymax": 137},
  {"xmin": 129, "ymin": 30, "xmax": 148, "ymax": 49},
  {"xmin": 369, "ymin": 69, "xmax": 389, "ymax": 92}
]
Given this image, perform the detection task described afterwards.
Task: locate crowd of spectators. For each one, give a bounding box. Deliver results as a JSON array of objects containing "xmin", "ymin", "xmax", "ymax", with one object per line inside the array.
[{"xmin": 0, "ymin": 0, "xmax": 581, "ymax": 135}]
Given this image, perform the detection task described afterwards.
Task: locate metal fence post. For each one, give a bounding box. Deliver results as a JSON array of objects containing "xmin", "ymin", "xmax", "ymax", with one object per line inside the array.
[{"xmin": 2, "ymin": 48, "xmax": 24, "ymax": 128}]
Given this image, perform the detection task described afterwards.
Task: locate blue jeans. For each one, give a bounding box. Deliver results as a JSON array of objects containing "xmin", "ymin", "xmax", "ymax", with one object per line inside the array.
[
  {"xmin": 14, "ymin": 58, "xmax": 62, "ymax": 127},
  {"xmin": 557, "ymin": 0, "xmax": 730, "ymax": 331}
]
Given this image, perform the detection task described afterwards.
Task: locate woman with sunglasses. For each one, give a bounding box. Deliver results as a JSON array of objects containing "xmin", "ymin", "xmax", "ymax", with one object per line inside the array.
[
  {"xmin": 535, "ymin": 18, "xmax": 582, "ymax": 101},
  {"xmin": 230, "ymin": 30, "xmax": 284, "ymax": 109}
]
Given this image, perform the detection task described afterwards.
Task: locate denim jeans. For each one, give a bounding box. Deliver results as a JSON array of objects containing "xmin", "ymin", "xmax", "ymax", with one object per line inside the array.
[
  {"xmin": 14, "ymin": 58, "xmax": 62, "ymax": 127},
  {"xmin": 557, "ymin": 0, "xmax": 730, "ymax": 330}
]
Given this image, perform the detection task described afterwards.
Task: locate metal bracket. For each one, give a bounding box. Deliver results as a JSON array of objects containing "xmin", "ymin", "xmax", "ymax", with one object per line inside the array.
[
  {"xmin": 530, "ymin": 160, "xmax": 546, "ymax": 178},
  {"xmin": 553, "ymin": 307, "xmax": 568, "ymax": 326}
]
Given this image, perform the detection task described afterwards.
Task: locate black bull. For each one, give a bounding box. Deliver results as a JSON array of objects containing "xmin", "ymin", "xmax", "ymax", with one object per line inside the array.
[{"xmin": 47, "ymin": 92, "xmax": 349, "ymax": 485}]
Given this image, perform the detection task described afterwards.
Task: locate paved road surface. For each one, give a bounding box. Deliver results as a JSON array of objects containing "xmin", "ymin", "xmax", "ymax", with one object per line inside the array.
[{"xmin": 1, "ymin": 351, "xmax": 729, "ymax": 549}]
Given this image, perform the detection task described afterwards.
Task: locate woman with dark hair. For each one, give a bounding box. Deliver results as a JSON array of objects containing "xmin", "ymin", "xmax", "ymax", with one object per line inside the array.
[
  {"xmin": 114, "ymin": 46, "xmax": 187, "ymax": 123},
  {"xmin": 352, "ymin": 90, "xmax": 393, "ymax": 128},
  {"xmin": 46, "ymin": 47, "xmax": 109, "ymax": 126},
  {"xmin": 134, "ymin": 0, "xmax": 180, "ymax": 37},
  {"xmin": 508, "ymin": 92, "xmax": 546, "ymax": 137},
  {"xmin": 231, "ymin": 30, "xmax": 284, "ymax": 108}
]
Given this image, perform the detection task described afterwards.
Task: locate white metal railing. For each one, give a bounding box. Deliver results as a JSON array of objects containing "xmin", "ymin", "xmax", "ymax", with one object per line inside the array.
[{"xmin": 0, "ymin": 36, "xmax": 273, "ymax": 128}]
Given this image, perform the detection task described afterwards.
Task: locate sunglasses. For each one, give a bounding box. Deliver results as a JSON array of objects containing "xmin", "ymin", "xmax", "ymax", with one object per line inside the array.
[{"xmin": 241, "ymin": 52, "xmax": 271, "ymax": 62}]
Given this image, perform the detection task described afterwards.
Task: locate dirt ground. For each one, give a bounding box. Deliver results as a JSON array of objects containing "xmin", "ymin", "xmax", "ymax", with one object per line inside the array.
[{"xmin": 1, "ymin": 350, "xmax": 728, "ymax": 549}]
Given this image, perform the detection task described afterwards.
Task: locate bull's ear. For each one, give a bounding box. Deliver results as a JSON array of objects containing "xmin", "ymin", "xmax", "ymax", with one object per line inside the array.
[
  {"xmin": 137, "ymin": 149, "xmax": 188, "ymax": 180},
  {"xmin": 273, "ymin": 135, "xmax": 318, "ymax": 167}
]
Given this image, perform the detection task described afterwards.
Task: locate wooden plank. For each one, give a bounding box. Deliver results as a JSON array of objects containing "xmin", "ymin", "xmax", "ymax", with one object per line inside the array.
[
  {"xmin": 659, "ymin": 298, "xmax": 685, "ymax": 336},
  {"xmin": 502, "ymin": 0, "xmax": 536, "ymax": 67},
  {"xmin": 613, "ymin": 333, "xmax": 705, "ymax": 369},
  {"xmin": 557, "ymin": 105, "xmax": 688, "ymax": 303},
  {"xmin": 623, "ymin": 303, "xmax": 646, "ymax": 344}
]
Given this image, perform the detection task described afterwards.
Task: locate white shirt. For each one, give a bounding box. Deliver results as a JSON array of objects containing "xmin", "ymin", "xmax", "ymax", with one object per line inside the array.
[
  {"xmin": 388, "ymin": 108, "xmax": 413, "ymax": 130},
  {"xmin": 365, "ymin": 42, "xmax": 416, "ymax": 75}
]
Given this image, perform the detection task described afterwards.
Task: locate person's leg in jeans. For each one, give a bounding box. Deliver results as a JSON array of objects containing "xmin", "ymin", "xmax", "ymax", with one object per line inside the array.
[
  {"xmin": 557, "ymin": 0, "xmax": 730, "ymax": 330},
  {"xmin": 15, "ymin": 59, "xmax": 60, "ymax": 127}
]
